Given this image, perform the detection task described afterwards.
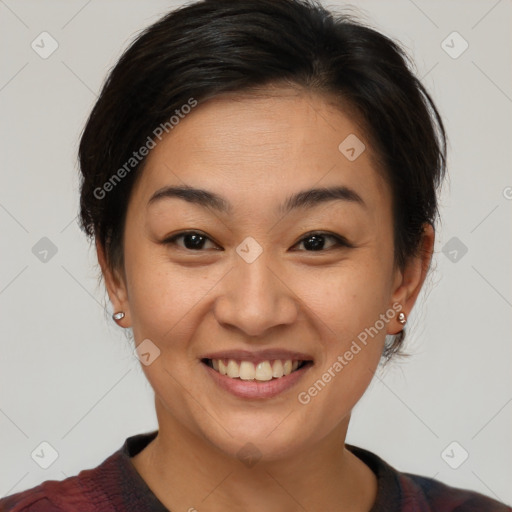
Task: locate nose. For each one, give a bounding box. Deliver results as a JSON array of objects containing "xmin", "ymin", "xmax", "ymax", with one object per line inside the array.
[{"xmin": 213, "ymin": 254, "xmax": 299, "ymax": 337}]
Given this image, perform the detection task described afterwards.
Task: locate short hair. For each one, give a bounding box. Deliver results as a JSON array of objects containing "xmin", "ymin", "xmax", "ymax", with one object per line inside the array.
[{"xmin": 78, "ymin": 0, "xmax": 447, "ymax": 360}]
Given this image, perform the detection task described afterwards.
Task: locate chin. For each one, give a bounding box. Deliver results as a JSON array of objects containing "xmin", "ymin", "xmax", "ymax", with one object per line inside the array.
[{"xmin": 195, "ymin": 409, "xmax": 317, "ymax": 464}]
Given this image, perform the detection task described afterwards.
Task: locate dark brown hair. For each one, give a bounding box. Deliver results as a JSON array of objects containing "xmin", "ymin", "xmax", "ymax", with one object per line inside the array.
[{"xmin": 78, "ymin": 0, "xmax": 447, "ymax": 360}]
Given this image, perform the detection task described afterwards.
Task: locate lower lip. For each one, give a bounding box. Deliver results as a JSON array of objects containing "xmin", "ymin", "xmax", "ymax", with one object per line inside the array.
[{"xmin": 201, "ymin": 361, "xmax": 312, "ymax": 399}]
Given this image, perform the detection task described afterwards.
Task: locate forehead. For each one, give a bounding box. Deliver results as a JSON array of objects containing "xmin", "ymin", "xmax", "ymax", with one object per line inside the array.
[{"xmin": 131, "ymin": 87, "xmax": 390, "ymax": 218}]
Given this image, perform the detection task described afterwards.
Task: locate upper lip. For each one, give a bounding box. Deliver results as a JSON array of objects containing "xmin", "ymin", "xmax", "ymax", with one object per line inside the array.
[{"xmin": 201, "ymin": 349, "xmax": 314, "ymax": 363}]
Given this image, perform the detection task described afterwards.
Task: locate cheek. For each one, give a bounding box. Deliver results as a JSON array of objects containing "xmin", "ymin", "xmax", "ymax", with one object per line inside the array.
[
  {"xmin": 304, "ymin": 253, "xmax": 394, "ymax": 330},
  {"xmin": 124, "ymin": 243, "xmax": 225, "ymax": 345},
  {"xmin": 123, "ymin": 240, "xmax": 178, "ymax": 338},
  {"xmin": 295, "ymin": 251, "xmax": 393, "ymax": 383},
  {"xmin": 293, "ymin": 266, "xmax": 389, "ymax": 422},
  {"xmin": 297, "ymin": 349, "xmax": 380, "ymax": 433}
]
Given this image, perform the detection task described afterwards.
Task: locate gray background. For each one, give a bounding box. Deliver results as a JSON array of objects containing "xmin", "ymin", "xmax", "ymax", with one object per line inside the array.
[{"xmin": 1, "ymin": 0, "xmax": 511, "ymax": 505}]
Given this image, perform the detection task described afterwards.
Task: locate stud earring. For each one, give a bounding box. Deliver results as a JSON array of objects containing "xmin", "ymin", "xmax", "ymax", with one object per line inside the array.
[
  {"xmin": 398, "ymin": 312, "xmax": 407, "ymax": 325},
  {"xmin": 112, "ymin": 311, "xmax": 125, "ymax": 321}
]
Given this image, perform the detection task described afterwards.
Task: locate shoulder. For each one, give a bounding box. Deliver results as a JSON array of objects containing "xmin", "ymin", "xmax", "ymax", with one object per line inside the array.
[
  {"xmin": 0, "ymin": 452, "xmax": 120, "ymax": 512},
  {"xmin": 0, "ymin": 488, "xmax": 53, "ymax": 511},
  {"xmin": 0, "ymin": 432, "xmax": 158, "ymax": 512},
  {"xmin": 346, "ymin": 443, "xmax": 511, "ymax": 512},
  {"xmin": 0, "ymin": 480, "xmax": 75, "ymax": 512},
  {"xmin": 398, "ymin": 471, "xmax": 512, "ymax": 511}
]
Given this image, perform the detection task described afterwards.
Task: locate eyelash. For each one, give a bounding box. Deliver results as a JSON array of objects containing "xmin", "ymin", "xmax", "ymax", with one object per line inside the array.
[{"xmin": 162, "ymin": 230, "xmax": 353, "ymax": 252}]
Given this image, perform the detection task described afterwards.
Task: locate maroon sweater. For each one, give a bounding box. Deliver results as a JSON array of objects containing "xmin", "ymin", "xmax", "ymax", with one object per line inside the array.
[{"xmin": 1, "ymin": 430, "xmax": 510, "ymax": 511}]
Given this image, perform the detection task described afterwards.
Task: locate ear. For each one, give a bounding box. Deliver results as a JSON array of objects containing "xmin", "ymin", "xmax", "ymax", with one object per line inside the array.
[
  {"xmin": 96, "ymin": 239, "xmax": 131, "ymax": 327},
  {"xmin": 387, "ymin": 223, "xmax": 435, "ymax": 335}
]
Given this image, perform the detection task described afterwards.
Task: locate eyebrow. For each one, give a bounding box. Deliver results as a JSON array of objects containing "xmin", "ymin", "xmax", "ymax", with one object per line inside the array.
[{"xmin": 147, "ymin": 184, "xmax": 366, "ymax": 215}]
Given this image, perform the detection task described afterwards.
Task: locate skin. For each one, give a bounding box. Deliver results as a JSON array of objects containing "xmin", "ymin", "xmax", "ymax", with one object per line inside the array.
[{"xmin": 97, "ymin": 86, "xmax": 434, "ymax": 512}]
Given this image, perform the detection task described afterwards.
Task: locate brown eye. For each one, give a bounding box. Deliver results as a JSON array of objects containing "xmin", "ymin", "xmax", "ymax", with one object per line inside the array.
[
  {"xmin": 293, "ymin": 232, "xmax": 352, "ymax": 252},
  {"xmin": 164, "ymin": 231, "xmax": 220, "ymax": 251}
]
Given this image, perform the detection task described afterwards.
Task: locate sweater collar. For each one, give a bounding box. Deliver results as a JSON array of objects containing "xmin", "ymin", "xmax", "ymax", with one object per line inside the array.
[{"xmin": 117, "ymin": 431, "xmax": 402, "ymax": 512}]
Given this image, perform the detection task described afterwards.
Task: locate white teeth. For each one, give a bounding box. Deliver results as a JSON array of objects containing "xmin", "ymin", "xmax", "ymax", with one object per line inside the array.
[
  {"xmin": 272, "ymin": 360, "xmax": 284, "ymax": 378},
  {"xmin": 239, "ymin": 361, "xmax": 255, "ymax": 380},
  {"xmin": 209, "ymin": 358, "xmax": 305, "ymax": 381},
  {"xmin": 255, "ymin": 361, "xmax": 273, "ymax": 381},
  {"xmin": 227, "ymin": 359, "xmax": 239, "ymax": 378}
]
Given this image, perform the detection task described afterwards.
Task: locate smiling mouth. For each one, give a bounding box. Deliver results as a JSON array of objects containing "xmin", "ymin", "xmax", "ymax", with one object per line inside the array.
[{"xmin": 202, "ymin": 358, "xmax": 313, "ymax": 382}]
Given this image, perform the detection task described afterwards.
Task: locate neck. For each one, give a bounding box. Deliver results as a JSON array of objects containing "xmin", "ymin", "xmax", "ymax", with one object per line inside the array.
[{"xmin": 131, "ymin": 402, "xmax": 377, "ymax": 512}]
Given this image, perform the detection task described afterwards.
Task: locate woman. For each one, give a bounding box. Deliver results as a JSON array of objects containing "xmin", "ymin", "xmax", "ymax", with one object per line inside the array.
[{"xmin": 1, "ymin": 0, "xmax": 509, "ymax": 510}]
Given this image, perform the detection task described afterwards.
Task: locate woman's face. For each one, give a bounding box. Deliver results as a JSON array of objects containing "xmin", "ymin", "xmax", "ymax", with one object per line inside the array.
[{"xmin": 102, "ymin": 87, "xmax": 431, "ymax": 460}]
